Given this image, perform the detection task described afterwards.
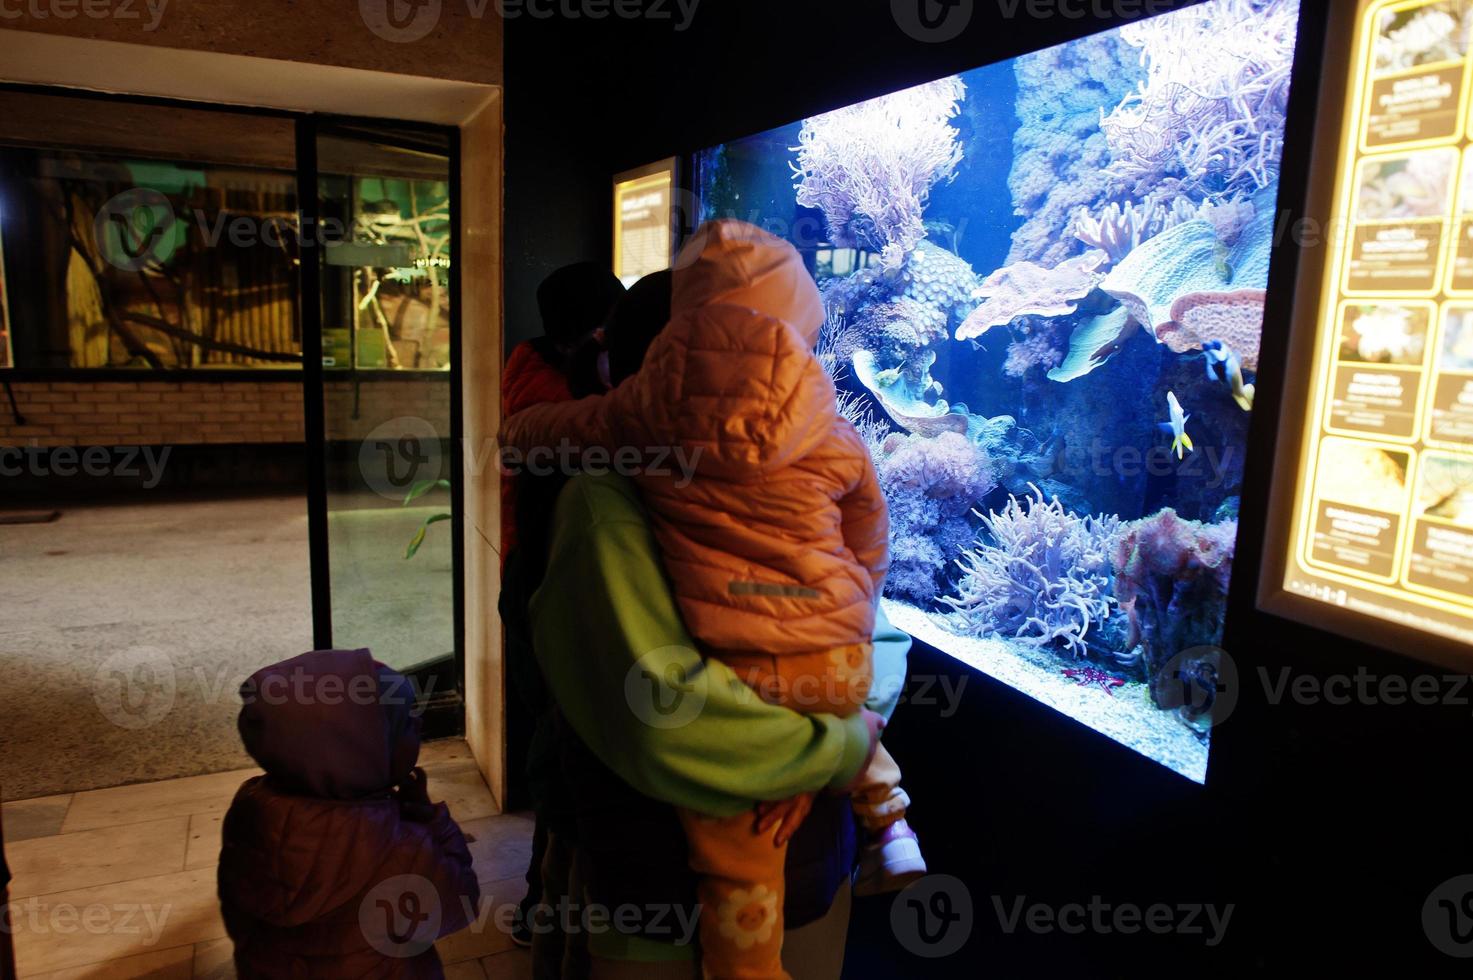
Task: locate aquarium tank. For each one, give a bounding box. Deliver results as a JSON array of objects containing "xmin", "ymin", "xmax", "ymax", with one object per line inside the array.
[{"xmin": 695, "ymin": 0, "xmax": 1303, "ymax": 782}]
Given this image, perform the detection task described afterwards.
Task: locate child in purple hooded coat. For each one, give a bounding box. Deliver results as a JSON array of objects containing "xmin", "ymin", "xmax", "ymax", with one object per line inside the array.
[{"xmin": 218, "ymin": 649, "xmax": 481, "ymax": 979}]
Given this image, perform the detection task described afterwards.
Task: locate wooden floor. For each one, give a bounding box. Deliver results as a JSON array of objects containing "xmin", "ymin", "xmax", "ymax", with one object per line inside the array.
[{"xmin": 1, "ymin": 739, "xmax": 534, "ymax": 979}]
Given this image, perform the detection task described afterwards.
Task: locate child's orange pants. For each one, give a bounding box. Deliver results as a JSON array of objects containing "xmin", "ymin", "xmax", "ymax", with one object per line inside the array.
[{"xmin": 678, "ymin": 642, "xmax": 908, "ymax": 980}]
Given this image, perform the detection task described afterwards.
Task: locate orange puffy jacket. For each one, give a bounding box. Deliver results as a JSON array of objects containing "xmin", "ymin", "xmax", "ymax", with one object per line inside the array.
[{"xmin": 500, "ymin": 220, "xmax": 889, "ymax": 658}]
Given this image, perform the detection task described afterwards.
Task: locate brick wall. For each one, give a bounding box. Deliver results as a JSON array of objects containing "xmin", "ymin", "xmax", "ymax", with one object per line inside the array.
[{"xmin": 0, "ymin": 378, "xmax": 453, "ymax": 447}]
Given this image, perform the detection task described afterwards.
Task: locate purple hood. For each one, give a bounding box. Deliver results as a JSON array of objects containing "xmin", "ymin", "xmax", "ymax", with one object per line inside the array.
[{"xmin": 237, "ymin": 649, "xmax": 421, "ymax": 800}]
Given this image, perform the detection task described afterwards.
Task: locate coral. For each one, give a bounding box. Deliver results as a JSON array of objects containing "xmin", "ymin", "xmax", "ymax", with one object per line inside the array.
[
  {"xmin": 1161, "ymin": 289, "xmax": 1266, "ymax": 370},
  {"xmin": 792, "ymin": 77, "xmax": 966, "ymax": 271},
  {"xmin": 899, "ymin": 241, "xmax": 982, "ymax": 329},
  {"xmin": 956, "ymin": 249, "xmax": 1109, "ymax": 342},
  {"xmin": 1100, "ymin": 197, "xmax": 1273, "ymax": 341},
  {"xmin": 878, "ymin": 432, "xmax": 996, "ymax": 602},
  {"xmin": 1375, "ymin": 3, "xmax": 1472, "ymax": 74},
  {"xmin": 1047, "ymin": 307, "xmax": 1139, "ymax": 383},
  {"xmin": 853, "ymin": 348, "xmax": 970, "ymax": 437},
  {"xmin": 1346, "ymin": 305, "xmax": 1427, "ymax": 364},
  {"xmin": 1072, "ymin": 195, "xmax": 1199, "ymax": 264},
  {"xmin": 1316, "ymin": 440, "xmax": 1409, "ymax": 513},
  {"xmin": 1111, "ymin": 510, "xmax": 1237, "ymax": 703},
  {"xmin": 851, "ymin": 297, "xmax": 948, "ymax": 353},
  {"xmin": 1003, "ymin": 321, "xmax": 1066, "ymax": 378},
  {"xmin": 836, "ymin": 388, "xmax": 892, "ymax": 462},
  {"xmin": 1101, "ymin": 0, "xmax": 1299, "ymax": 201},
  {"xmin": 1072, "ymin": 194, "xmax": 1254, "ymax": 265},
  {"xmin": 1356, "ymin": 148, "xmax": 1457, "ymax": 221},
  {"xmin": 1007, "ymin": 30, "xmax": 1145, "ymax": 266},
  {"xmin": 939, "ymin": 486, "xmax": 1121, "ymax": 656}
]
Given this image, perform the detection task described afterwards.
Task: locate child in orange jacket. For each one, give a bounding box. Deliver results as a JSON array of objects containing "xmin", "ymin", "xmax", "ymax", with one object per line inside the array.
[{"xmin": 501, "ymin": 220, "xmax": 925, "ymax": 980}]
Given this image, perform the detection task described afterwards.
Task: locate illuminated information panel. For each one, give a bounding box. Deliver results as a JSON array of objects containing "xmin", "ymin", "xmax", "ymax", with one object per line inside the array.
[
  {"xmin": 613, "ymin": 162, "xmax": 674, "ymax": 288},
  {"xmin": 1288, "ymin": 0, "xmax": 1473, "ymax": 644}
]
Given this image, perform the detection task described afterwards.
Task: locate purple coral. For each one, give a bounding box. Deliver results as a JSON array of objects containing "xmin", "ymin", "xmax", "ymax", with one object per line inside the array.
[
  {"xmin": 1101, "ymin": 0, "xmax": 1299, "ymax": 201},
  {"xmin": 878, "ymin": 431, "xmax": 996, "ymax": 602},
  {"xmin": 1111, "ymin": 510, "xmax": 1238, "ymax": 701},
  {"xmin": 1003, "ymin": 323, "xmax": 1066, "ymax": 378},
  {"xmin": 939, "ymin": 485, "xmax": 1121, "ymax": 656},
  {"xmin": 792, "ymin": 77, "xmax": 966, "ymax": 271}
]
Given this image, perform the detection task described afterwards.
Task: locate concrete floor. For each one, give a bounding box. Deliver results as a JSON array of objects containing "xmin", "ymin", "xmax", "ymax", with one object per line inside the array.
[{"xmin": 0, "ymin": 493, "xmax": 454, "ymax": 801}]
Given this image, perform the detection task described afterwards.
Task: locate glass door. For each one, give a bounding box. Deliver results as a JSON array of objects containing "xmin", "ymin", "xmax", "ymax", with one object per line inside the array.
[{"xmin": 298, "ymin": 118, "xmax": 463, "ymax": 717}]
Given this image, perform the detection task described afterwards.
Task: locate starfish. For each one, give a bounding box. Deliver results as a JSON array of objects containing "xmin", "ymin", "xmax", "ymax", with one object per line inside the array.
[{"xmin": 1062, "ymin": 667, "xmax": 1127, "ymax": 696}]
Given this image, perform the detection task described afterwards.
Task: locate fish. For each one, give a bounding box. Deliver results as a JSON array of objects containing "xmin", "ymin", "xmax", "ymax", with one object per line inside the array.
[
  {"xmin": 1213, "ymin": 242, "xmax": 1234, "ymax": 282},
  {"xmin": 1203, "ymin": 340, "xmax": 1255, "ymax": 411},
  {"xmin": 1162, "ymin": 391, "xmax": 1194, "ymax": 459},
  {"xmin": 874, "ymin": 367, "xmax": 904, "ymax": 388}
]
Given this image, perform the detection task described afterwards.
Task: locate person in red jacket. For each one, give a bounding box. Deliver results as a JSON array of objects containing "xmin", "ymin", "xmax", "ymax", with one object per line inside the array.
[
  {"xmin": 500, "ymin": 262, "xmax": 626, "ymax": 560},
  {"xmin": 218, "ymin": 649, "xmax": 480, "ymax": 979}
]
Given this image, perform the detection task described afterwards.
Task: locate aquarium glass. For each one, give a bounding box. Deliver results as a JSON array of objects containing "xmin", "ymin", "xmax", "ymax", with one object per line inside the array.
[{"xmin": 696, "ymin": 0, "xmax": 1304, "ymax": 782}]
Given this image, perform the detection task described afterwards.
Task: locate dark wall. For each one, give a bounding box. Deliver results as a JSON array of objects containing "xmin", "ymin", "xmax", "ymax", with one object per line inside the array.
[{"xmin": 505, "ymin": 1, "xmax": 1472, "ymax": 975}]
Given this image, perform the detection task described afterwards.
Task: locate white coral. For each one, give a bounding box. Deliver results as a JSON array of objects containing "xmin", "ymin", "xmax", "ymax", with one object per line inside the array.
[
  {"xmin": 792, "ymin": 77, "xmax": 966, "ymax": 272},
  {"xmin": 939, "ymin": 485, "xmax": 1120, "ymax": 656},
  {"xmin": 1375, "ymin": 4, "xmax": 1472, "ymax": 74},
  {"xmin": 1100, "ymin": 0, "xmax": 1299, "ymax": 200}
]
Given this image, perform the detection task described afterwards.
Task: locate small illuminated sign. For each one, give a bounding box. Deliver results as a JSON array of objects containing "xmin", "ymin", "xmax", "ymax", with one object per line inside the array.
[{"xmin": 613, "ymin": 160, "xmax": 675, "ymax": 288}]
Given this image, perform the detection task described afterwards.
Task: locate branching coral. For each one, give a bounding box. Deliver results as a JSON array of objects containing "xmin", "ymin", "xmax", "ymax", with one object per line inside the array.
[
  {"xmin": 837, "ymin": 388, "xmax": 892, "ymax": 462},
  {"xmin": 939, "ymin": 485, "xmax": 1120, "ymax": 656},
  {"xmin": 792, "ymin": 77, "xmax": 966, "ymax": 271},
  {"xmin": 879, "ymin": 432, "xmax": 996, "ymax": 602},
  {"xmin": 1111, "ymin": 510, "xmax": 1237, "ymax": 702},
  {"xmin": 1101, "ymin": 0, "xmax": 1299, "ymax": 202}
]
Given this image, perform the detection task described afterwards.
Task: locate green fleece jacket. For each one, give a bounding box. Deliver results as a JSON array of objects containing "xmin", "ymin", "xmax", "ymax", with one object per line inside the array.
[{"xmin": 529, "ymin": 473, "xmax": 910, "ymax": 818}]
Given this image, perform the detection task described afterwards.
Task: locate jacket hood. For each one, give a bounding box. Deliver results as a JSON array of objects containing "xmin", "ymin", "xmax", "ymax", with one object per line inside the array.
[
  {"xmin": 673, "ymin": 219, "xmax": 826, "ymax": 345},
  {"xmin": 237, "ymin": 649, "xmax": 420, "ymax": 800},
  {"xmin": 648, "ymin": 220, "xmax": 833, "ymax": 479}
]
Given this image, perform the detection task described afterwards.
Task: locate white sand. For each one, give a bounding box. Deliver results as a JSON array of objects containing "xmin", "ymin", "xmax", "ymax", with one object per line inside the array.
[{"xmin": 883, "ymin": 599, "xmax": 1209, "ymax": 783}]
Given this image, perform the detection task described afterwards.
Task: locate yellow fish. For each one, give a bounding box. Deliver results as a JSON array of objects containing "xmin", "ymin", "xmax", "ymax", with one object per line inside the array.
[{"xmin": 1166, "ymin": 391, "xmax": 1194, "ymax": 459}]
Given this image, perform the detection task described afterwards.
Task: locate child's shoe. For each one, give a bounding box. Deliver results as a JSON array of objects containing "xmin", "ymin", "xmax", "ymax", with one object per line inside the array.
[{"xmin": 853, "ymin": 819, "xmax": 927, "ymax": 897}]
